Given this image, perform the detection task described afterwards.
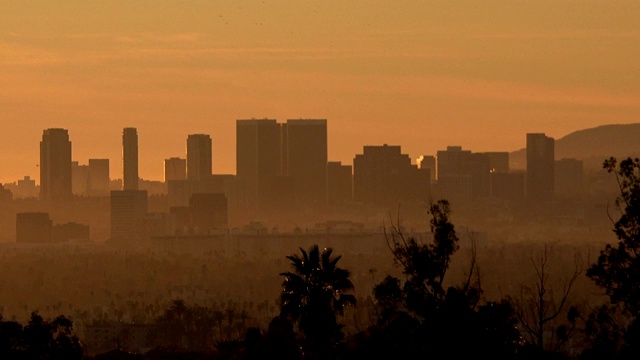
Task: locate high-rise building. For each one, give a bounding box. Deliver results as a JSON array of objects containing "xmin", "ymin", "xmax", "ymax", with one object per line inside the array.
[
  {"xmin": 189, "ymin": 193, "xmax": 228, "ymax": 234},
  {"xmin": 236, "ymin": 119, "xmax": 282, "ymax": 210},
  {"xmin": 110, "ymin": 190, "xmax": 148, "ymax": 244},
  {"xmin": 164, "ymin": 157, "xmax": 187, "ymax": 182},
  {"xmin": 526, "ymin": 133, "xmax": 555, "ymax": 200},
  {"xmin": 435, "ymin": 146, "xmax": 473, "ymax": 205},
  {"xmin": 435, "ymin": 146, "xmax": 492, "ymax": 205},
  {"xmin": 353, "ymin": 144, "xmax": 429, "ymax": 208},
  {"xmin": 72, "ymin": 161, "xmax": 89, "ymax": 196},
  {"xmin": 482, "ymin": 152, "xmax": 510, "ymax": 173},
  {"xmin": 88, "ymin": 159, "xmax": 110, "ymax": 196},
  {"xmin": 16, "ymin": 212, "xmax": 53, "ymax": 243},
  {"xmin": 417, "ymin": 155, "xmax": 436, "ymax": 183},
  {"xmin": 285, "ymin": 119, "xmax": 328, "ymax": 208},
  {"xmin": 187, "ymin": 134, "xmax": 212, "ymax": 182},
  {"xmin": 40, "ymin": 128, "xmax": 72, "ymax": 202},
  {"xmin": 327, "ymin": 161, "xmax": 353, "ymax": 206},
  {"xmin": 122, "ymin": 127, "xmax": 139, "ymax": 190},
  {"xmin": 165, "ymin": 157, "xmax": 189, "ymax": 208}
]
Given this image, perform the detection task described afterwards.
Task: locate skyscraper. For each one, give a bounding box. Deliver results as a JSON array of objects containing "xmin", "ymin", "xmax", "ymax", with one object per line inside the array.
[
  {"xmin": 285, "ymin": 119, "xmax": 328, "ymax": 208},
  {"xmin": 327, "ymin": 161, "xmax": 353, "ymax": 206},
  {"xmin": 122, "ymin": 127, "xmax": 138, "ymax": 190},
  {"xmin": 435, "ymin": 146, "xmax": 473, "ymax": 205},
  {"xmin": 186, "ymin": 134, "xmax": 212, "ymax": 183},
  {"xmin": 164, "ymin": 157, "xmax": 187, "ymax": 182},
  {"xmin": 236, "ymin": 119, "xmax": 282, "ymax": 210},
  {"xmin": 526, "ymin": 133, "xmax": 555, "ymax": 200},
  {"xmin": 88, "ymin": 159, "xmax": 110, "ymax": 196},
  {"xmin": 110, "ymin": 189, "xmax": 148, "ymax": 244},
  {"xmin": 165, "ymin": 157, "xmax": 189, "ymax": 208},
  {"xmin": 353, "ymin": 144, "xmax": 429, "ymax": 208},
  {"xmin": 236, "ymin": 118, "xmax": 329, "ymax": 212},
  {"xmin": 40, "ymin": 128, "xmax": 72, "ymax": 202}
]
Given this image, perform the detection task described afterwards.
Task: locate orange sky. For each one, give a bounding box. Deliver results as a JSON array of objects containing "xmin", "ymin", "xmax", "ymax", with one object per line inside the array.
[{"xmin": 1, "ymin": 1, "xmax": 639, "ymax": 184}]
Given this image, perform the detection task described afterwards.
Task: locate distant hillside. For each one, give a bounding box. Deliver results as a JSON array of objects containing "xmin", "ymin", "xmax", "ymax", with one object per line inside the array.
[{"xmin": 510, "ymin": 123, "xmax": 640, "ymax": 171}]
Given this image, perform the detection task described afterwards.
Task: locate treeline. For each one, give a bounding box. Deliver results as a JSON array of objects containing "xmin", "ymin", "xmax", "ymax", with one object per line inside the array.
[{"xmin": 4, "ymin": 157, "xmax": 640, "ymax": 359}]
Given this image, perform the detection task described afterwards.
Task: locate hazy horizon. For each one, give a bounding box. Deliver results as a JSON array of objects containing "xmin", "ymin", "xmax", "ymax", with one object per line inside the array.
[{"xmin": 2, "ymin": 1, "xmax": 639, "ymax": 184}]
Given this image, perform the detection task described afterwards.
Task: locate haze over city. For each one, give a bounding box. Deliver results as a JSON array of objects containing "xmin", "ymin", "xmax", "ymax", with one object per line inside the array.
[
  {"xmin": 3, "ymin": 2, "xmax": 640, "ymax": 359},
  {"xmin": 2, "ymin": 1, "xmax": 639, "ymax": 183}
]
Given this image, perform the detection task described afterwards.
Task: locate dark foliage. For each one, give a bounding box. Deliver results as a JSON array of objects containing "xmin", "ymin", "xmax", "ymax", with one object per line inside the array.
[
  {"xmin": 588, "ymin": 157, "xmax": 640, "ymax": 316},
  {"xmin": 352, "ymin": 200, "xmax": 523, "ymax": 359},
  {"xmin": 583, "ymin": 157, "xmax": 640, "ymax": 358},
  {"xmin": 279, "ymin": 245, "xmax": 356, "ymax": 359},
  {"xmin": 0, "ymin": 311, "xmax": 82, "ymax": 360}
]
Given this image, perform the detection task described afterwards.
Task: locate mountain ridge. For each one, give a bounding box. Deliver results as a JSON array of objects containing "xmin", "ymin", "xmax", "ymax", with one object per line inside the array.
[{"xmin": 509, "ymin": 123, "xmax": 640, "ymax": 171}]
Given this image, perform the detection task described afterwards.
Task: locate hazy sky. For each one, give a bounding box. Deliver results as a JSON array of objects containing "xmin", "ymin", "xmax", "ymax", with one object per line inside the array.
[{"xmin": 1, "ymin": 1, "xmax": 639, "ymax": 184}]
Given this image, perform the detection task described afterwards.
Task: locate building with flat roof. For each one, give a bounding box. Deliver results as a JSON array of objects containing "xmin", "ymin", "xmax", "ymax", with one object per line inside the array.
[
  {"xmin": 123, "ymin": 127, "xmax": 139, "ymax": 190},
  {"xmin": 354, "ymin": 144, "xmax": 429, "ymax": 209},
  {"xmin": 236, "ymin": 119, "xmax": 283, "ymax": 211},
  {"xmin": 88, "ymin": 159, "xmax": 110, "ymax": 196},
  {"xmin": 187, "ymin": 134, "xmax": 212, "ymax": 181},
  {"xmin": 110, "ymin": 190, "xmax": 148, "ymax": 244},
  {"xmin": 16, "ymin": 212, "xmax": 53, "ymax": 243},
  {"xmin": 526, "ymin": 133, "xmax": 555, "ymax": 200},
  {"xmin": 165, "ymin": 157, "xmax": 187, "ymax": 182},
  {"xmin": 40, "ymin": 128, "xmax": 72, "ymax": 202},
  {"xmin": 285, "ymin": 119, "xmax": 328, "ymax": 209}
]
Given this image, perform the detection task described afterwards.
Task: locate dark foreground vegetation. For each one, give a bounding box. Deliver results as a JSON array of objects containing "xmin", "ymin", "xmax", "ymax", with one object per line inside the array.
[{"xmin": 3, "ymin": 157, "xmax": 640, "ymax": 359}]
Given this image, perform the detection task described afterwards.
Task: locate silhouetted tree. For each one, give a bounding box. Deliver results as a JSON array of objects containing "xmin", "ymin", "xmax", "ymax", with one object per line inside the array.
[
  {"xmin": 588, "ymin": 157, "xmax": 640, "ymax": 316},
  {"xmin": 583, "ymin": 157, "xmax": 640, "ymax": 358},
  {"xmin": 0, "ymin": 311, "xmax": 82, "ymax": 360},
  {"xmin": 515, "ymin": 244, "xmax": 582, "ymax": 354},
  {"xmin": 245, "ymin": 317, "xmax": 301, "ymax": 360},
  {"xmin": 360, "ymin": 199, "xmax": 522, "ymax": 359},
  {"xmin": 0, "ymin": 316, "xmax": 24, "ymax": 358},
  {"xmin": 280, "ymin": 245, "xmax": 356, "ymax": 359}
]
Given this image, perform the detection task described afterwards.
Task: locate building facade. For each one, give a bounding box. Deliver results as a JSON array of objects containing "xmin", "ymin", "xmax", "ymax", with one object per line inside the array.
[
  {"xmin": 123, "ymin": 127, "xmax": 139, "ymax": 190},
  {"xmin": 40, "ymin": 128, "xmax": 72, "ymax": 202},
  {"xmin": 526, "ymin": 133, "xmax": 555, "ymax": 200}
]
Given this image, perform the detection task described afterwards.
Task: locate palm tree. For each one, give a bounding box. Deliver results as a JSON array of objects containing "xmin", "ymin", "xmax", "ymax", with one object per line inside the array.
[{"xmin": 280, "ymin": 245, "xmax": 356, "ymax": 358}]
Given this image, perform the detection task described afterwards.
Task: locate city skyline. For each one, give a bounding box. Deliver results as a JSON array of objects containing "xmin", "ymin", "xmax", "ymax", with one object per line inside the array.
[
  {"xmin": 1, "ymin": 1, "xmax": 639, "ymax": 184},
  {"xmin": 0, "ymin": 121, "xmax": 633, "ymax": 186}
]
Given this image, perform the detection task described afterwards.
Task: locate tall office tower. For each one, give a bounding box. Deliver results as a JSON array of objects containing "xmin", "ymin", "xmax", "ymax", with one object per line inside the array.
[
  {"xmin": 417, "ymin": 155, "xmax": 436, "ymax": 183},
  {"xmin": 71, "ymin": 161, "xmax": 89, "ymax": 196},
  {"xmin": 16, "ymin": 212, "xmax": 53, "ymax": 243},
  {"xmin": 285, "ymin": 119, "xmax": 328, "ymax": 208},
  {"xmin": 526, "ymin": 133, "xmax": 555, "ymax": 200},
  {"xmin": 40, "ymin": 128, "xmax": 72, "ymax": 202},
  {"xmin": 122, "ymin": 127, "xmax": 139, "ymax": 190},
  {"xmin": 327, "ymin": 161, "xmax": 353, "ymax": 206},
  {"xmin": 164, "ymin": 157, "xmax": 187, "ymax": 182},
  {"xmin": 189, "ymin": 193, "xmax": 229, "ymax": 234},
  {"xmin": 187, "ymin": 134, "xmax": 212, "ymax": 181},
  {"xmin": 435, "ymin": 146, "xmax": 473, "ymax": 205},
  {"xmin": 165, "ymin": 157, "xmax": 189, "ymax": 207},
  {"xmin": 354, "ymin": 144, "xmax": 429, "ymax": 208},
  {"xmin": 482, "ymin": 152, "xmax": 510, "ymax": 173},
  {"xmin": 110, "ymin": 189, "xmax": 148, "ymax": 244},
  {"xmin": 88, "ymin": 159, "xmax": 110, "ymax": 196},
  {"xmin": 236, "ymin": 119, "xmax": 282, "ymax": 210}
]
